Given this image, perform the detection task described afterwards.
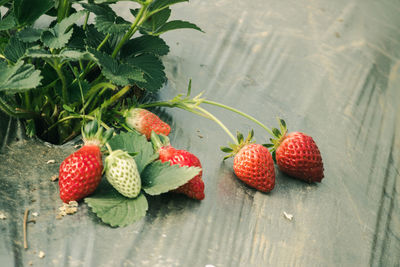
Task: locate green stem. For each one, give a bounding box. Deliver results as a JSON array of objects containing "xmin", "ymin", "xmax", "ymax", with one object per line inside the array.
[
  {"xmin": 111, "ymin": 4, "xmax": 148, "ymax": 58},
  {"xmin": 203, "ymin": 100, "xmax": 275, "ymax": 137},
  {"xmin": 24, "ymin": 92, "xmax": 31, "ymax": 110},
  {"xmin": 54, "ymin": 63, "xmax": 68, "ymax": 103},
  {"xmin": 0, "ymin": 97, "xmax": 36, "ymax": 119},
  {"xmin": 101, "ymin": 85, "xmax": 131, "ymax": 110},
  {"xmin": 83, "ymin": 11, "xmax": 90, "ymax": 31},
  {"xmin": 97, "ymin": 33, "xmax": 110, "ymax": 51},
  {"xmin": 45, "ymin": 114, "xmax": 110, "ymax": 133},
  {"xmin": 194, "ymin": 106, "xmax": 237, "ymax": 143}
]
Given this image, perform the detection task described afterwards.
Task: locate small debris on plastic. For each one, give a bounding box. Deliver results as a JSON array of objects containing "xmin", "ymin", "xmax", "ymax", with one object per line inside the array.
[
  {"xmin": 46, "ymin": 160, "xmax": 56, "ymax": 164},
  {"xmin": 74, "ymin": 144, "xmax": 82, "ymax": 149},
  {"xmin": 57, "ymin": 201, "xmax": 78, "ymax": 219},
  {"xmin": 0, "ymin": 212, "xmax": 6, "ymax": 220},
  {"xmin": 50, "ymin": 175, "xmax": 58, "ymax": 182},
  {"xmin": 283, "ymin": 211, "xmax": 294, "ymax": 221},
  {"xmin": 32, "ymin": 212, "xmax": 39, "ymax": 217},
  {"xmin": 205, "ymin": 265, "xmax": 216, "ymax": 267},
  {"xmin": 38, "ymin": 251, "xmax": 45, "ymax": 258}
]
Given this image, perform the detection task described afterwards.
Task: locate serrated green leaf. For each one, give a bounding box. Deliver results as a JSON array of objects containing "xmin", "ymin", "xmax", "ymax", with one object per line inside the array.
[
  {"xmin": 0, "ymin": 61, "xmax": 42, "ymax": 93},
  {"xmin": 136, "ymin": 8, "xmax": 171, "ymax": 34},
  {"xmin": 154, "ymin": 20, "xmax": 203, "ymax": 35},
  {"xmin": 13, "ymin": 0, "xmax": 53, "ymax": 26},
  {"xmin": 82, "ymin": 3, "xmax": 130, "ymax": 34},
  {"xmin": 121, "ymin": 35, "xmax": 169, "ymax": 57},
  {"xmin": 125, "ymin": 54, "xmax": 165, "ymax": 92},
  {"xmin": 89, "ymin": 49, "xmax": 145, "ymax": 86},
  {"xmin": 141, "ymin": 160, "xmax": 201, "ymax": 196},
  {"xmin": 0, "ymin": 14, "xmax": 16, "ymax": 31},
  {"xmin": 108, "ymin": 131, "xmax": 158, "ymax": 173},
  {"xmin": 16, "ymin": 28, "xmax": 43, "ymax": 42},
  {"xmin": 4, "ymin": 36, "xmax": 34, "ymax": 63},
  {"xmin": 41, "ymin": 11, "xmax": 85, "ymax": 49},
  {"xmin": 148, "ymin": 0, "xmax": 188, "ymax": 13},
  {"xmin": 85, "ymin": 189, "xmax": 148, "ymax": 227}
]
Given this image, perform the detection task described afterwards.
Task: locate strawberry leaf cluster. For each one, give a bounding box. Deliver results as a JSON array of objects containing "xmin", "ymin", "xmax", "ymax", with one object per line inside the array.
[{"xmin": 0, "ymin": 0, "xmax": 202, "ymax": 144}]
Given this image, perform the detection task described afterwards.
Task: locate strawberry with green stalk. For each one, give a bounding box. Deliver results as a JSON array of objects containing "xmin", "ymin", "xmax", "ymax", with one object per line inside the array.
[{"xmin": 59, "ymin": 120, "xmax": 114, "ymax": 203}]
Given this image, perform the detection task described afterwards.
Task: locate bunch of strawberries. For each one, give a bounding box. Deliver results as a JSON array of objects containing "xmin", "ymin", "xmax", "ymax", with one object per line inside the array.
[{"xmin": 59, "ymin": 103, "xmax": 324, "ymax": 204}]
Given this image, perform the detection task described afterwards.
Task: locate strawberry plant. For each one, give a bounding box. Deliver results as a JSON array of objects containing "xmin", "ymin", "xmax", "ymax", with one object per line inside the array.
[{"xmin": 0, "ymin": 0, "xmax": 202, "ymax": 144}]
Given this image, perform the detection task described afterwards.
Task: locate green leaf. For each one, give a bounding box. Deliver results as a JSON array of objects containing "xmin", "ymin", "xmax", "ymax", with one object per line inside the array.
[
  {"xmin": 85, "ymin": 25, "xmax": 113, "ymax": 54},
  {"xmin": 272, "ymin": 128, "xmax": 281, "ymax": 137},
  {"xmin": 125, "ymin": 54, "xmax": 166, "ymax": 92},
  {"xmin": 141, "ymin": 160, "xmax": 201, "ymax": 196},
  {"xmin": 108, "ymin": 132, "xmax": 158, "ymax": 173},
  {"xmin": 154, "ymin": 20, "xmax": 203, "ymax": 35},
  {"xmin": 0, "ymin": 14, "xmax": 16, "ymax": 31},
  {"xmin": 16, "ymin": 28, "xmax": 43, "ymax": 42},
  {"xmin": 220, "ymin": 146, "xmax": 233, "ymax": 153},
  {"xmin": 41, "ymin": 11, "xmax": 85, "ymax": 49},
  {"xmin": 4, "ymin": 36, "xmax": 34, "ymax": 63},
  {"xmin": 13, "ymin": 0, "xmax": 53, "ymax": 26},
  {"xmin": 121, "ymin": 35, "xmax": 169, "ymax": 57},
  {"xmin": 135, "ymin": 8, "xmax": 171, "ymax": 34},
  {"xmin": 148, "ymin": 0, "xmax": 188, "ymax": 13},
  {"xmin": 89, "ymin": 49, "xmax": 145, "ymax": 86},
  {"xmin": 85, "ymin": 190, "xmax": 148, "ymax": 227},
  {"xmin": 262, "ymin": 143, "xmax": 274, "ymax": 148},
  {"xmin": 0, "ymin": 61, "xmax": 42, "ymax": 93},
  {"xmin": 82, "ymin": 3, "xmax": 130, "ymax": 34}
]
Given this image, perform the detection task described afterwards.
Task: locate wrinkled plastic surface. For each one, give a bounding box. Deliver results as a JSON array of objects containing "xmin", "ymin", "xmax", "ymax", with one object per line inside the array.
[{"xmin": 1, "ymin": 0, "xmax": 400, "ymax": 266}]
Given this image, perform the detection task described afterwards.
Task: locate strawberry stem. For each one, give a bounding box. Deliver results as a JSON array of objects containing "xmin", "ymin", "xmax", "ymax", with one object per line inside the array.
[
  {"xmin": 194, "ymin": 106, "xmax": 237, "ymax": 144},
  {"xmin": 202, "ymin": 100, "xmax": 275, "ymax": 137}
]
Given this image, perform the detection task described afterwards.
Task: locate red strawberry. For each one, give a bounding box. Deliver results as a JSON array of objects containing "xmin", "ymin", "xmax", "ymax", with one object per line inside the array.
[
  {"xmin": 125, "ymin": 108, "xmax": 170, "ymax": 140},
  {"xmin": 151, "ymin": 133, "xmax": 205, "ymax": 200},
  {"xmin": 222, "ymin": 131, "xmax": 275, "ymax": 192},
  {"xmin": 275, "ymin": 132, "xmax": 324, "ymax": 182},
  {"xmin": 268, "ymin": 119, "xmax": 324, "ymax": 183},
  {"xmin": 159, "ymin": 146, "xmax": 204, "ymax": 200},
  {"xmin": 59, "ymin": 145, "xmax": 103, "ymax": 203},
  {"xmin": 58, "ymin": 121, "xmax": 114, "ymax": 203}
]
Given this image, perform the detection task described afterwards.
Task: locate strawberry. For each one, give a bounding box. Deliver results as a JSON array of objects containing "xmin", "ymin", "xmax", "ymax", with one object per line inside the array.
[
  {"xmin": 59, "ymin": 121, "xmax": 113, "ymax": 203},
  {"xmin": 151, "ymin": 133, "xmax": 205, "ymax": 200},
  {"xmin": 267, "ymin": 119, "xmax": 324, "ymax": 183},
  {"xmin": 105, "ymin": 150, "xmax": 141, "ymax": 198},
  {"xmin": 125, "ymin": 108, "xmax": 170, "ymax": 140},
  {"xmin": 222, "ymin": 131, "xmax": 275, "ymax": 192}
]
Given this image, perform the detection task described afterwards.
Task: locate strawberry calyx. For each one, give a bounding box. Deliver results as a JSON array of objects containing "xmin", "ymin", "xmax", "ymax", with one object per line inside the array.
[
  {"xmin": 150, "ymin": 131, "xmax": 171, "ymax": 152},
  {"xmin": 220, "ymin": 130, "xmax": 255, "ymax": 160},
  {"xmin": 262, "ymin": 118, "xmax": 288, "ymax": 160},
  {"xmin": 82, "ymin": 120, "xmax": 114, "ymax": 148}
]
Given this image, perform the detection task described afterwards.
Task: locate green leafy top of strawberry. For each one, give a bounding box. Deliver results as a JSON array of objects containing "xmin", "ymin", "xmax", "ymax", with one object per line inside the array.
[
  {"xmin": 220, "ymin": 130, "xmax": 255, "ymax": 160},
  {"xmin": 81, "ymin": 119, "xmax": 114, "ymax": 147},
  {"xmin": 262, "ymin": 118, "xmax": 288, "ymax": 160}
]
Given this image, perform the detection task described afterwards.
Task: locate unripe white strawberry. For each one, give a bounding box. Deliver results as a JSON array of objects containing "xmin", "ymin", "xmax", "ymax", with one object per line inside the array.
[{"xmin": 105, "ymin": 150, "xmax": 141, "ymax": 198}]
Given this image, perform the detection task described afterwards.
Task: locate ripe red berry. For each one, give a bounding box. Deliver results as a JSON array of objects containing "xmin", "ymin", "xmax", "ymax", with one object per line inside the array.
[
  {"xmin": 159, "ymin": 146, "xmax": 205, "ymax": 200},
  {"xmin": 125, "ymin": 108, "xmax": 171, "ymax": 140},
  {"xmin": 276, "ymin": 132, "xmax": 324, "ymax": 183},
  {"xmin": 233, "ymin": 144, "xmax": 275, "ymax": 192},
  {"xmin": 59, "ymin": 145, "xmax": 103, "ymax": 203}
]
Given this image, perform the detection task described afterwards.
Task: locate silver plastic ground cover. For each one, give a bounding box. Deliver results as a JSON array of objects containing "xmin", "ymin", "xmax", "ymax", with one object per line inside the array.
[{"xmin": 1, "ymin": 0, "xmax": 400, "ymax": 266}]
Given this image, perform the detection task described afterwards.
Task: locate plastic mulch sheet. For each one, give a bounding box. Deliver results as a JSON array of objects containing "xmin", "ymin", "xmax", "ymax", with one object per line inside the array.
[{"xmin": 1, "ymin": 0, "xmax": 399, "ymax": 266}]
